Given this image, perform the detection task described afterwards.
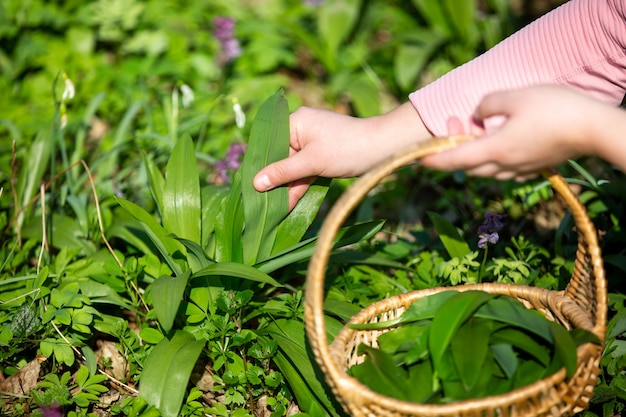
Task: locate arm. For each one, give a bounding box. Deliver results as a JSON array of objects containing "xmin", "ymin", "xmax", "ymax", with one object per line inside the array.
[
  {"xmin": 411, "ymin": 0, "xmax": 626, "ymax": 135},
  {"xmin": 254, "ymin": 0, "xmax": 626, "ymax": 204},
  {"xmin": 421, "ymin": 85, "xmax": 626, "ymax": 178}
]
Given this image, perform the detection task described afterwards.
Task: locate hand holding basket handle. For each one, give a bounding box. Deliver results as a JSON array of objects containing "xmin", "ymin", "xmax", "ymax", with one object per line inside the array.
[{"xmin": 305, "ymin": 135, "xmax": 607, "ymax": 417}]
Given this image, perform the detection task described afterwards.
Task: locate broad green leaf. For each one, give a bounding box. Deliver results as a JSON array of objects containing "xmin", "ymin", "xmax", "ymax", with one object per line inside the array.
[
  {"xmin": 139, "ymin": 330, "xmax": 205, "ymax": 417},
  {"xmin": 491, "ymin": 327, "xmax": 551, "ymax": 367},
  {"xmin": 215, "ymin": 169, "xmax": 244, "ymax": 263},
  {"xmin": 241, "ymin": 89, "xmax": 290, "ymax": 265},
  {"xmin": 475, "ymin": 296, "xmax": 553, "ymax": 343},
  {"xmin": 350, "ymin": 345, "xmax": 414, "ymax": 401},
  {"xmin": 273, "ymin": 178, "xmax": 330, "ymax": 255},
  {"xmin": 264, "ymin": 319, "xmax": 343, "ymax": 417},
  {"xmin": 346, "ymin": 75, "xmax": 380, "ymax": 117},
  {"xmin": 451, "ymin": 318, "xmax": 493, "ymax": 390},
  {"xmin": 427, "ymin": 211, "xmax": 471, "ymax": 259},
  {"xmin": 163, "ymin": 134, "xmax": 201, "ymax": 243},
  {"xmin": 548, "ymin": 321, "xmax": 578, "ymax": 378},
  {"xmin": 491, "ymin": 343, "xmax": 518, "ymax": 379},
  {"xmin": 257, "ymin": 220, "xmax": 385, "ymax": 274},
  {"xmin": 193, "ymin": 262, "xmax": 283, "ymax": 288},
  {"xmin": 151, "ymin": 270, "xmax": 191, "ymax": 332},
  {"xmin": 115, "ymin": 196, "xmax": 184, "ymax": 275},
  {"xmin": 349, "ymin": 290, "xmax": 458, "ymax": 330},
  {"xmin": 176, "ymin": 237, "xmax": 214, "ymax": 272},
  {"xmin": 429, "ymin": 291, "xmax": 496, "ymax": 370}
]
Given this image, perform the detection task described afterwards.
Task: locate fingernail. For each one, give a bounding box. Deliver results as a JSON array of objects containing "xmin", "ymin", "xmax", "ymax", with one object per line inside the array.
[{"xmin": 256, "ymin": 174, "xmax": 272, "ymax": 191}]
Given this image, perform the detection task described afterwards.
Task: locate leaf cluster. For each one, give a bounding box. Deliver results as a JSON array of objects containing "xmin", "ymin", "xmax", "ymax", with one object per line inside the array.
[{"xmin": 349, "ymin": 291, "xmax": 600, "ymax": 404}]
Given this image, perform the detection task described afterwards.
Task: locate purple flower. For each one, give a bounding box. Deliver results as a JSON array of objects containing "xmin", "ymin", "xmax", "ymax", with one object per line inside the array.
[
  {"xmin": 213, "ymin": 16, "xmax": 242, "ymax": 64},
  {"xmin": 477, "ymin": 212, "xmax": 506, "ymax": 249},
  {"xmin": 304, "ymin": 0, "xmax": 325, "ymax": 5},
  {"xmin": 39, "ymin": 404, "xmax": 63, "ymax": 417},
  {"xmin": 214, "ymin": 143, "xmax": 246, "ymax": 182}
]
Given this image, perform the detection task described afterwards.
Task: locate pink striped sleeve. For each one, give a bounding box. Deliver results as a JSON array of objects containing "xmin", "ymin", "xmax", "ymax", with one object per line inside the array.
[{"xmin": 409, "ymin": 0, "xmax": 626, "ymax": 136}]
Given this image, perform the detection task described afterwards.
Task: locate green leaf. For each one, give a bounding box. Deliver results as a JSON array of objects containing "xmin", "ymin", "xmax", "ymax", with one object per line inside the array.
[
  {"xmin": 490, "ymin": 343, "xmax": 518, "ymax": 379},
  {"xmin": 427, "ymin": 211, "xmax": 471, "ymax": 259},
  {"xmin": 273, "ymin": 178, "xmax": 330, "ymax": 255},
  {"xmin": 475, "ymin": 296, "xmax": 553, "ymax": 343},
  {"xmin": 201, "ymin": 185, "xmax": 229, "ymax": 253},
  {"xmin": 317, "ymin": 0, "xmax": 362, "ymax": 72},
  {"xmin": 115, "ymin": 197, "xmax": 184, "ymax": 275},
  {"xmin": 151, "ymin": 270, "xmax": 191, "ymax": 333},
  {"xmin": 547, "ymin": 321, "xmax": 578, "ymax": 378},
  {"xmin": 450, "ymin": 318, "xmax": 493, "ymax": 390},
  {"xmin": 490, "ymin": 327, "xmax": 551, "ymax": 367},
  {"xmin": 443, "ymin": 0, "xmax": 478, "ymax": 44},
  {"xmin": 215, "ymin": 170, "xmax": 244, "ymax": 263},
  {"xmin": 176, "ymin": 237, "xmax": 214, "ymax": 272},
  {"xmin": 350, "ymin": 345, "xmax": 414, "ymax": 401},
  {"xmin": 139, "ymin": 330, "xmax": 205, "ymax": 417},
  {"xmin": 192, "ymin": 262, "xmax": 283, "ymax": 288},
  {"xmin": 143, "ymin": 153, "xmax": 165, "ymax": 216},
  {"xmin": 349, "ymin": 290, "xmax": 458, "ymax": 330},
  {"xmin": 429, "ymin": 291, "xmax": 496, "ymax": 371},
  {"xmin": 257, "ymin": 220, "xmax": 385, "ymax": 274},
  {"xmin": 81, "ymin": 345, "xmax": 98, "ymax": 377},
  {"xmin": 163, "ymin": 134, "xmax": 201, "ymax": 243},
  {"xmin": 264, "ymin": 319, "xmax": 343, "ymax": 417},
  {"xmin": 241, "ymin": 89, "xmax": 290, "ymax": 265}
]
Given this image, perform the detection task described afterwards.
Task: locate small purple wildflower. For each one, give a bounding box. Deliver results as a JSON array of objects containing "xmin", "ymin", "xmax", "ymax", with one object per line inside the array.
[
  {"xmin": 304, "ymin": 0, "xmax": 325, "ymax": 5},
  {"xmin": 213, "ymin": 16, "xmax": 242, "ymax": 64},
  {"xmin": 39, "ymin": 404, "xmax": 63, "ymax": 417},
  {"xmin": 477, "ymin": 212, "xmax": 506, "ymax": 249},
  {"xmin": 214, "ymin": 143, "xmax": 246, "ymax": 183}
]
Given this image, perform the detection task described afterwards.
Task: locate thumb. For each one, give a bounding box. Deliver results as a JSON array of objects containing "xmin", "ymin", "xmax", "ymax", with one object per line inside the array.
[
  {"xmin": 253, "ymin": 152, "xmax": 316, "ymax": 192},
  {"xmin": 474, "ymin": 90, "xmax": 517, "ymax": 122}
]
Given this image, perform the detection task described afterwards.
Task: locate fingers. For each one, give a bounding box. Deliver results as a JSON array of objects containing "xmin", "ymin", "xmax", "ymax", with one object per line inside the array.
[
  {"xmin": 473, "ymin": 90, "xmax": 518, "ymax": 122},
  {"xmin": 288, "ymin": 178, "xmax": 315, "ymax": 211},
  {"xmin": 253, "ymin": 151, "xmax": 316, "ymax": 192}
]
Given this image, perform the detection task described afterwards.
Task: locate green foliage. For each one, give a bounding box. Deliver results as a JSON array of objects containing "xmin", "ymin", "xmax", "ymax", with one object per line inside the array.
[
  {"xmin": 349, "ymin": 291, "xmax": 600, "ymax": 403},
  {"xmin": 1, "ymin": 1, "xmax": 623, "ymax": 416}
]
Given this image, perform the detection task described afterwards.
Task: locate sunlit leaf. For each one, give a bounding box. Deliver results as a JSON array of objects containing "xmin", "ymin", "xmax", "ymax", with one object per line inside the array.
[
  {"xmin": 139, "ymin": 330, "xmax": 205, "ymax": 417},
  {"xmin": 429, "ymin": 291, "xmax": 496, "ymax": 370},
  {"xmin": 151, "ymin": 270, "xmax": 191, "ymax": 333},
  {"xmin": 427, "ymin": 211, "xmax": 471, "ymax": 259},
  {"xmin": 163, "ymin": 134, "xmax": 201, "ymax": 243},
  {"xmin": 241, "ymin": 89, "xmax": 290, "ymax": 265}
]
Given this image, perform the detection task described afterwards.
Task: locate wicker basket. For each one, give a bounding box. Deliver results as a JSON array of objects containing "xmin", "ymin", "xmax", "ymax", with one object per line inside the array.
[{"xmin": 305, "ymin": 135, "xmax": 607, "ymax": 417}]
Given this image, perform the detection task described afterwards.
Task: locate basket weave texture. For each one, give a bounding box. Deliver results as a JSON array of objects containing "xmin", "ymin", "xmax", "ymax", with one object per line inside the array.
[{"xmin": 305, "ymin": 136, "xmax": 607, "ymax": 417}]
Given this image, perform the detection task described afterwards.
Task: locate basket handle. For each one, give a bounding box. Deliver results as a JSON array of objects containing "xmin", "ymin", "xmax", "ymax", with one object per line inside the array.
[{"xmin": 304, "ymin": 135, "xmax": 606, "ymax": 382}]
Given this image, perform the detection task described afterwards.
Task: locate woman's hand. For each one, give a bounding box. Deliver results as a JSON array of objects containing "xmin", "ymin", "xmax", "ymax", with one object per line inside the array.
[
  {"xmin": 254, "ymin": 102, "xmax": 432, "ymax": 209},
  {"xmin": 422, "ymin": 85, "xmax": 616, "ymax": 180}
]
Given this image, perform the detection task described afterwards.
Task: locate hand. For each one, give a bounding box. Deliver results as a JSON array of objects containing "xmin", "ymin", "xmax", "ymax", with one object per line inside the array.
[
  {"xmin": 254, "ymin": 102, "xmax": 432, "ymax": 209},
  {"xmin": 422, "ymin": 85, "xmax": 608, "ymax": 180}
]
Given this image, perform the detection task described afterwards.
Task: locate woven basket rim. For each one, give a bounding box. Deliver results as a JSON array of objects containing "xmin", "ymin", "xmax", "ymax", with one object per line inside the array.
[{"xmin": 304, "ymin": 135, "xmax": 607, "ymax": 416}]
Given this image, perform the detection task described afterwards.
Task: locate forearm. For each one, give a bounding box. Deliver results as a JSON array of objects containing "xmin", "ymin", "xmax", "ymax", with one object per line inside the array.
[
  {"xmin": 411, "ymin": 0, "xmax": 626, "ymax": 135},
  {"xmin": 585, "ymin": 105, "xmax": 626, "ymax": 172}
]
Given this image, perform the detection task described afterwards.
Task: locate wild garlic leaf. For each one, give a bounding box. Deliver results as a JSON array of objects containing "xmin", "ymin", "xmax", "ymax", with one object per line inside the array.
[
  {"xmin": 490, "ymin": 327, "xmax": 551, "ymax": 367},
  {"xmin": 490, "ymin": 343, "xmax": 518, "ymax": 379},
  {"xmin": 450, "ymin": 317, "xmax": 493, "ymax": 391},
  {"xmin": 548, "ymin": 321, "xmax": 578, "ymax": 378},
  {"xmin": 475, "ymin": 296, "xmax": 553, "ymax": 343},
  {"xmin": 429, "ymin": 291, "xmax": 496, "ymax": 370},
  {"xmin": 348, "ymin": 290, "xmax": 458, "ymax": 330},
  {"xmin": 351, "ymin": 344, "xmax": 414, "ymax": 401}
]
